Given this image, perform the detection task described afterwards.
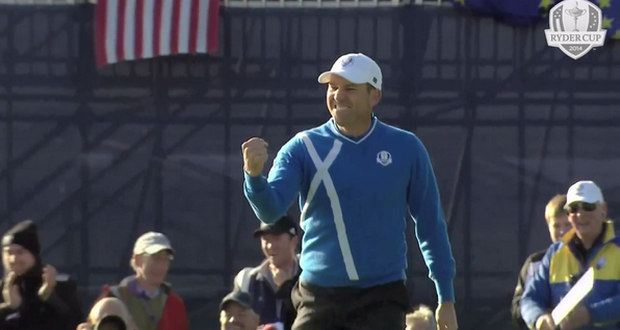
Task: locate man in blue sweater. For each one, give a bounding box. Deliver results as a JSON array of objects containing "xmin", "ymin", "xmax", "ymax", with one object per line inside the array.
[{"xmin": 241, "ymin": 53, "xmax": 458, "ymax": 330}]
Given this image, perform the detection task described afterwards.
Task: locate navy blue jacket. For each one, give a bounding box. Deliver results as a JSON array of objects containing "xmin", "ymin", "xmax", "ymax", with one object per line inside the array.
[{"xmin": 235, "ymin": 259, "xmax": 300, "ymax": 329}]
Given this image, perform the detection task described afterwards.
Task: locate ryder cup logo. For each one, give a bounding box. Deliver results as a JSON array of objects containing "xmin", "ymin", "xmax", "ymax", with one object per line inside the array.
[
  {"xmin": 545, "ymin": 0, "xmax": 606, "ymax": 60},
  {"xmin": 341, "ymin": 56, "xmax": 354, "ymax": 67},
  {"xmin": 376, "ymin": 151, "xmax": 392, "ymax": 166}
]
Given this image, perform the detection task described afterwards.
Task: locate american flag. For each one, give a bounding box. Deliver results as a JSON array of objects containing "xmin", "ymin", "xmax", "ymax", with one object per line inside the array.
[{"xmin": 95, "ymin": 0, "xmax": 220, "ymax": 68}]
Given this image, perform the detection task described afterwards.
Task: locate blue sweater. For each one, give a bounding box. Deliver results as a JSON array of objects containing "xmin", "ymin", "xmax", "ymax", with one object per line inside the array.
[{"xmin": 244, "ymin": 117, "xmax": 456, "ymax": 302}]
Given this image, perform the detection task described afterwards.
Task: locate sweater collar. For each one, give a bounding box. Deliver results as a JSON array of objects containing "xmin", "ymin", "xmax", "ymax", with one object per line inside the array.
[{"xmin": 328, "ymin": 115, "xmax": 378, "ymax": 144}]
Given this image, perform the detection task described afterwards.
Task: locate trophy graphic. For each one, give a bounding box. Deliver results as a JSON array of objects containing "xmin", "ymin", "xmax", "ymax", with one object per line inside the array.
[
  {"xmin": 565, "ymin": 1, "xmax": 586, "ymax": 31},
  {"xmin": 545, "ymin": 0, "xmax": 607, "ymax": 59}
]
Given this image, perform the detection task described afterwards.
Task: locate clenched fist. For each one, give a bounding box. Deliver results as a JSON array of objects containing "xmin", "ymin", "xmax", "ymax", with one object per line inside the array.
[{"xmin": 242, "ymin": 137, "xmax": 269, "ymax": 177}]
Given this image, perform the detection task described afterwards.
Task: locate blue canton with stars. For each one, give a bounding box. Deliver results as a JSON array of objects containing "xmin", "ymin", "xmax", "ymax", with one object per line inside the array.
[{"xmin": 447, "ymin": 0, "xmax": 619, "ymax": 39}]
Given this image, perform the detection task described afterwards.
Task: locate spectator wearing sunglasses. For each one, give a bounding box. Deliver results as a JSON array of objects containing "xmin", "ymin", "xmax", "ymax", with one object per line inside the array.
[
  {"xmin": 511, "ymin": 194, "xmax": 571, "ymax": 328},
  {"xmin": 520, "ymin": 180, "xmax": 620, "ymax": 330}
]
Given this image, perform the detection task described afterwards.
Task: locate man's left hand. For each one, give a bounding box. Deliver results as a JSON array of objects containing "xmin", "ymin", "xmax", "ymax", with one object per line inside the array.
[
  {"xmin": 436, "ymin": 301, "xmax": 458, "ymax": 330},
  {"xmin": 560, "ymin": 305, "xmax": 590, "ymax": 330},
  {"xmin": 38, "ymin": 264, "xmax": 57, "ymax": 300}
]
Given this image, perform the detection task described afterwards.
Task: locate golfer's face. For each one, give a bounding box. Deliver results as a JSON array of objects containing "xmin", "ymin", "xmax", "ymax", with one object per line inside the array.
[{"xmin": 326, "ymin": 75, "xmax": 375, "ymax": 128}]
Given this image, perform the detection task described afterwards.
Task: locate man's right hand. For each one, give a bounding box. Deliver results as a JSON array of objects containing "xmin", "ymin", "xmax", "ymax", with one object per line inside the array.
[
  {"xmin": 2, "ymin": 272, "xmax": 22, "ymax": 309},
  {"xmin": 242, "ymin": 137, "xmax": 269, "ymax": 177},
  {"xmin": 535, "ymin": 314, "xmax": 556, "ymax": 330}
]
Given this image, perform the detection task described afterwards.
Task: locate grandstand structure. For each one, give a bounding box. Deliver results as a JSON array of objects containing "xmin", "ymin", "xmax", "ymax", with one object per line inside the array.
[
  {"xmin": 0, "ymin": 0, "xmax": 442, "ymax": 6},
  {"xmin": 1, "ymin": 1, "xmax": 619, "ymax": 329}
]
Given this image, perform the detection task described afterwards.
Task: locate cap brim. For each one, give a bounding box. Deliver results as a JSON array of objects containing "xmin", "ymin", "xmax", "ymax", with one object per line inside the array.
[
  {"xmin": 566, "ymin": 196, "xmax": 597, "ymax": 205},
  {"xmin": 317, "ymin": 71, "xmax": 332, "ymax": 83},
  {"xmin": 219, "ymin": 298, "xmax": 251, "ymax": 312},
  {"xmin": 253, "ymin": 228, "xmax": 284, "ymax": 238},
  {"xmin": 317, "ymin": 71, "xmax": 367, "ymax": 85},
  {"xmin": 143, "ymin": 244, "xmax": 175, "ymax": 255}
]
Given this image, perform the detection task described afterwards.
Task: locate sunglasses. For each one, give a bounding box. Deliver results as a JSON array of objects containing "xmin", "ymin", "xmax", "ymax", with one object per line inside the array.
[{"xmin": 565, "ymin": 202, "xmax": 597, "ymax": 214}]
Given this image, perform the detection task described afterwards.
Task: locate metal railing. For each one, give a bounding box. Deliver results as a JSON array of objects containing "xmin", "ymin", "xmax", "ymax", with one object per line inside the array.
[
  {"xmin": 0, "ymin": 0, "xmax": 442, "ymax": 7},
  {"xmin": 222, "ymin": 0, "xmax": 442, "ymax": 7}
]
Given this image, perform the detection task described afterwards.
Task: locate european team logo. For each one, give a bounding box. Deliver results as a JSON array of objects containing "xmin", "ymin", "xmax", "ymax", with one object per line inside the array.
[
  {"xmin": 341, "ymin": 55, "xmax": 354, "ymax": 67},
  {"xmin": 545, "ymin": 0, "xmax": 606, "ymax": 60},
  {"xmin": 595, "ymin": 257, "xmax": 606, "ymax": 270},
  {"xmin": 376, "ymin": 151, "xmax": 392, "ymax": 166}
]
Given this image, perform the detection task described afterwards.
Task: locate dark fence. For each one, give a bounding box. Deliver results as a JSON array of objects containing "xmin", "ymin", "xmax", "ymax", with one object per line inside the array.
[{"xmin": 1, "ymin": 4, "xmax": 619, "ymax": 329}]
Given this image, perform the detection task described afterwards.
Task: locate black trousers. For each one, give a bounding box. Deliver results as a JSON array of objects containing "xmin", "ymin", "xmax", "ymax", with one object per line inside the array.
[{"xmin": 291, "ymin": 280, "xmax": 410, "ymax": 330}]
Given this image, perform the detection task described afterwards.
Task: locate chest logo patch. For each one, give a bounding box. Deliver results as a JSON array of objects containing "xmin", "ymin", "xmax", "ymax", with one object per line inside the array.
[
  {"xmin": 376, "ymin": 151, "xmax": 392, "ymax": 166},
  {"xmin": 595, "ymin": 257, "xmax": 606, "ymax": 270}
]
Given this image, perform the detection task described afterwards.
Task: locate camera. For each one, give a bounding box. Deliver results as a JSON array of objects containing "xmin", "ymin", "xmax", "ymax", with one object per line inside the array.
[{"xmin": 93, "ymin": 315, "xmax": 127, "ymax": 330}]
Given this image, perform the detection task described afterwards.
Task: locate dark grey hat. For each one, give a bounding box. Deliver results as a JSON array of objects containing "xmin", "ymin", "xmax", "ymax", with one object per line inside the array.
[
  {"xmin": 253, "ymin": 215, "xmax": 298, "ymax": 238},
  {"xmin": 2, "ymin": 220, "xmax": 41, "ymax": 258},
  {"xmin": 219, "ymin": 291, "xmax": 253, "ymax": 312}
]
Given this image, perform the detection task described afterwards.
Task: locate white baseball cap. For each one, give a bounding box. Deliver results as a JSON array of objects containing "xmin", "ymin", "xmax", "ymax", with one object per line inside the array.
[
  {"xmin": 318, "ymin": 53, "xmax": 383, "ymax": 90},
  {"xmin": 133, "ymin": 232, "xmax": 174, "ymax": 255},
  {"xmin": 565, "ymin": 180, "xmax": 604, "ymax": 205}
]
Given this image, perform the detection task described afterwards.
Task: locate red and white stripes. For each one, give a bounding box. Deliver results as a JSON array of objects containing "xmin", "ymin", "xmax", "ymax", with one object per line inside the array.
[{"xmin": 95, "ymin": 0, "xmax": 219, "ymax": 67}]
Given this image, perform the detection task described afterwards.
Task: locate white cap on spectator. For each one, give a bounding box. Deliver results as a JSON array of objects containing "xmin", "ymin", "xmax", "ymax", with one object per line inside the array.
[
  {"xmin": 318, "ymin": 53, "xmax": 383, "ymax": 90},
  {"xmin": 566, "ymin": 180, "xmax": 604, "ymax": 205},
  {"xmin": 133, "ymin": 232, "xmax": 174, "ymax": 255}
]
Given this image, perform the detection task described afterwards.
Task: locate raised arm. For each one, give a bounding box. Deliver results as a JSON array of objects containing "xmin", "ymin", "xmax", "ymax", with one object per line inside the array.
[{"xmin": 242, "ymin": 136, "xmax": 304, "ymax": 224}]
